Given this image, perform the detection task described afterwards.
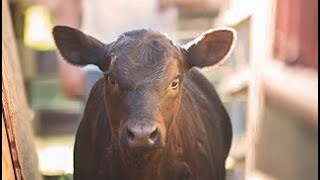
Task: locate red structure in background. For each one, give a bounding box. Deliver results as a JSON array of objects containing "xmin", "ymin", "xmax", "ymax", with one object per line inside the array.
[{"xmin": 274, "ymin": 0, "xmax": 318, "ymax": 70}]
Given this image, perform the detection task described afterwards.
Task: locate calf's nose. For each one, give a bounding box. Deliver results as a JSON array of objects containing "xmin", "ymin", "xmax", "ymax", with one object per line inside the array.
[{"xmin": 126, "ymin": 122, "xmax": 160, "ymax": 149}]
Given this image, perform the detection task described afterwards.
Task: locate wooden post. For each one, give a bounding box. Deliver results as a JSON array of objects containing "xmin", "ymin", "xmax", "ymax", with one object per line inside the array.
[
  {"xmin": 2, "ymin": 0, "xmax": 42, "ymax": 179},
  {"xmin": 245, "ymin": 0, "xmax": 276, "ymax": 179}
]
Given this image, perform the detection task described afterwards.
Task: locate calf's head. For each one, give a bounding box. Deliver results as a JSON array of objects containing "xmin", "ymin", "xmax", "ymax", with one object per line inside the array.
[{"xmin": 53, "ymin": 26, "xmax": 235, "ymax": 153}]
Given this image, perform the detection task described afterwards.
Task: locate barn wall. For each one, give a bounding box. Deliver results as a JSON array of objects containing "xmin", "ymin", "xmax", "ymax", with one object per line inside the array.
[{"xmin": 274, "ymin": 0, "xmax": 318, "ymax": 69}]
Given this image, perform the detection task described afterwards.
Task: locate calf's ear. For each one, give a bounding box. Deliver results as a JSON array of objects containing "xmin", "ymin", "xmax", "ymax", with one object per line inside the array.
[
  {"xmin": 53, "ymin": 25, "xmax": 110, "ymax": 70},
  {"xmin": 183, "ymin": 28, "xmax": 236, "ymax": 69}
]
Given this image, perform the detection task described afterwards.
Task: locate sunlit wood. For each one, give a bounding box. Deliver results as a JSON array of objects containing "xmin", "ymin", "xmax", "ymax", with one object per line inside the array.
[{"xmin": 2, "ymin": 0, "xmax": 42, "ymax": 179}]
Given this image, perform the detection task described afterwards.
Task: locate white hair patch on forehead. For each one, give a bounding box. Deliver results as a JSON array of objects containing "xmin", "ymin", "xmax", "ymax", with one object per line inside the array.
[{"xmin": 107, "ymin": 53, "xmax": 117, "ymax": 68}]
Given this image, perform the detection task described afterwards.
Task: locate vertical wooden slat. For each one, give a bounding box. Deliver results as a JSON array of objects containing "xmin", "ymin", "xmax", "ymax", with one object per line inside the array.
[
  {"xmin": 2, "ymin": 0, "xmax": 42, "ymax": 179},
  {"xmin": 2, "ymin": 114, "xmax": 16, "ymax": 180},
  {"xmin": 245, "ymin": 0, "xmax": 276, "ymax": 179}
]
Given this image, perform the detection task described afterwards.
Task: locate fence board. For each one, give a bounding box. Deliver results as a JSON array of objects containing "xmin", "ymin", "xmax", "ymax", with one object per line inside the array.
[
  {"xmin": 2, "ymin": 114, "xmax": 16, "ymax": 180},
  {"xmin": 2, "ymin": 0, "xmax": 42, "ymax": 179}
]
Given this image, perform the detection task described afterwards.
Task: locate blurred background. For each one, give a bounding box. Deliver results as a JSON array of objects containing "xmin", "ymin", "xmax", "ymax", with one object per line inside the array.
[{"xmin": 2, "ymin": 0, "xmax": 318, "ymax": 179}]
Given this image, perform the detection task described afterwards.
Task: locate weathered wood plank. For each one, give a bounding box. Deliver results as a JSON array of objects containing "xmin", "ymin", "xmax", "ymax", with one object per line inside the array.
[
  {"xmin": 2, "ymin": 114, "xmax": 16, "ymax": 180},
  {"xmin": 2, "ymin": 0, "xmax": 42, "ymax": 179},
  {"xmin": 245, "ymin": 0, "xmax": 275, "ymax": 178}
]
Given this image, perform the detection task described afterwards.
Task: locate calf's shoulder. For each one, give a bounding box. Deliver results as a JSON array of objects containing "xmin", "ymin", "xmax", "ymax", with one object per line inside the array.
[{"xmin": 74, "ymin": 78, "xmax": 110, "ymax": 180}]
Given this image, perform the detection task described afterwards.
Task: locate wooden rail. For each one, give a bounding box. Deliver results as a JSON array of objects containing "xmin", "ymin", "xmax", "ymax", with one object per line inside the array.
[{"xmin": 262, "ymin": 60, "xmax": 318, "ymax": 129}]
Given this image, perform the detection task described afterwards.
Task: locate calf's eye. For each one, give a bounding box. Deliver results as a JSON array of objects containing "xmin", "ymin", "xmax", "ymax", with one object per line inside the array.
[{"xmin": 171, "ymin": 79, "xmax": 179, "ymax": 89}]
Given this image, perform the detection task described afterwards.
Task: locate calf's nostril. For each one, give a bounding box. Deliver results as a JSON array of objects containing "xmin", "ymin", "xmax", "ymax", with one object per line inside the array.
[
  {"xmin": 149, "ymin": 128, "xmax": 159, "ymax": 141},
  {"xmin": 127, "ymin": 128, "xmax": 135, "ymax": 141}
]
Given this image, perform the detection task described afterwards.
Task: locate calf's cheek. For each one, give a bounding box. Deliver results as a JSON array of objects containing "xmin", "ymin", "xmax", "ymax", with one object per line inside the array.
[
  {"xmin": 104, "ymin": 88, "xmax": 126, "ymax": 132},
  {"xmin": 160, "ymin": 96, "xmax": 180, "ymax": 129}
]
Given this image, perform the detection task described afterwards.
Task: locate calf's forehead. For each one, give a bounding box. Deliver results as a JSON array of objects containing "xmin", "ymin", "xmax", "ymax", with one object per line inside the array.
[
  {"xmin": 111, "ymin": 30, "xmax": 182, "ymax": 62},
  {"xmin": 107, "ymin": 30, "xmax": 184, "ymax": 88},
  {"xmin": 110, "ymin": 56, "xmax": 181, "ymax": 90}
]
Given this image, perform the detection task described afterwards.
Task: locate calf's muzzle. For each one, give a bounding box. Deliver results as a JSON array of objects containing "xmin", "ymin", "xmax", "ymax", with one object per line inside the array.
[{"xmin": 123, "ymin": 121, "xmax": 162, "ymax": 150}]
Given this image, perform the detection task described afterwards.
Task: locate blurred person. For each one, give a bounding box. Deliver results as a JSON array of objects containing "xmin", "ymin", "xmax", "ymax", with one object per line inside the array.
[
  {"xmin": 53, "ymin": 0, "xmax": 85, "ymax": 99},
  {"xmin": 53, "ymin": 0, "xmax": 220, "ymax": 100}
]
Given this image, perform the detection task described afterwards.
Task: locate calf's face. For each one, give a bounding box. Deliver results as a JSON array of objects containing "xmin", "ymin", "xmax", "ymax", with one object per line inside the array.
[
  {"xmin": 53, "ymin": 26, "xmax": 235, "ymax": 154},
  {"xmin": 104, "ymin": 32, "xmax": 185, "ymax": 152}
]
